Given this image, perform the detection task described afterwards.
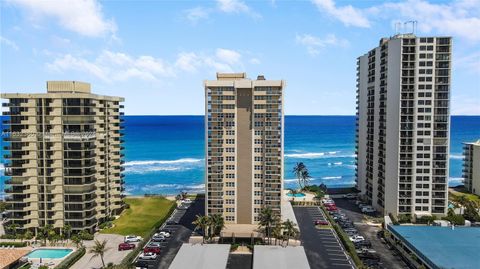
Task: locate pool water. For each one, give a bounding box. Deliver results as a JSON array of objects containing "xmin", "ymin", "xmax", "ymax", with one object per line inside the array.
[
  {"xmin": 286, "ymin": 193, "xmax": 306, "ymax": 197},
  {"xmin": 27, "ymin": 248, "xmax": 73, "ymax": 259}
]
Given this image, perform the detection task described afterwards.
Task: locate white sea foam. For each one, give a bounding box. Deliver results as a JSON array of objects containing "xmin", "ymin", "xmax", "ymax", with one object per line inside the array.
[
  {"xmin": 449, "ymin": 155, "xmax": 463, "ymax": 160},
  {"xmin": 284, "ymin": 179, "xmax": 298, "ymax": 183},
  {"xmin": 321, "ymin": 176, "xmax": 342, "ymax": 180},
  {"xmin": 140, "ymin": 183, "xmax": 205, "ymax": 193},
  {"xmin": 448, "ymin": 177, "xmax": 464, "ymax": 183},
  {"xmin": 328, "ymin": 162, "xmax": 343, "ymax": 166},
  {"xmin": 124, "ymin": 158, "xmax": 203, "ymax": 166}
]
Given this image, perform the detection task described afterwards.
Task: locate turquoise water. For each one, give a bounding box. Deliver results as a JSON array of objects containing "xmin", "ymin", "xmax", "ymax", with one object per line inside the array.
[
  {"xmin": 286, "ymin": 193, "xmax": 306, "ymax": 197},
  {"xmin": 27, "ymin": 248, "xmax": 73, "ymax": 259},
  {"xmin": 388, "ymin": 226, "xmax": 480, "ymax": 269},
  {"xmin": 1, "ymin": 116, "xmax": 479, "ymax": 195}
]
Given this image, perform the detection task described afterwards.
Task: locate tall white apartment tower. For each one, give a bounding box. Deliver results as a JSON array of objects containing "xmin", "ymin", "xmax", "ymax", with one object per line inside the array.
[
  {"xmin": 356, "ymin": 35, "xmax": 452, "ymax": 218},
  {"xmin": 205, "ymin": 73, "xmax": 285, "ymax": 226}
]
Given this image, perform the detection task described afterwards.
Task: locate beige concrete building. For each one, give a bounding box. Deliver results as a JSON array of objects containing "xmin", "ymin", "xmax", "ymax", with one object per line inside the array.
[
  {"xmin": 204, "ymin": 73, "xmax": 285, "ymax": 226},
  {"xmin": 2, "ymin": 81, "xmax": 125, "ymax": 233},
  {"xmin": 356, "ymin": 35, "xmax": 451, "ymax": 217},
  {"xmin": 463, "ymin": 140, "xmax": 480, "ymax": 196}
]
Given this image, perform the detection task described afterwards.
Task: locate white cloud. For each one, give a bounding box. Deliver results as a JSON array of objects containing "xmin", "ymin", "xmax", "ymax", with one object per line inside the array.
[
  {"xmin": 451, "ymin": 95, "xmax": 480, "ymax": 115},
  {"xmin": 381, "ymin": 0, "xmax": 480, "ymax": 42},
  {"xmin": 311, "ymin": 0, "xmax": 370, "ymax": 28},
  {"xmin": 249, "ymin": 58, "xmax": 261, "ymax": 65},
  {"xmin": 296, "ymin": 33, "xmax": 349, "ymax": 56},
  {"xmin": 48, "ymin": 49, "xmax": 248, "ymax": 82},
  {"xmin": 47, "ymin": 51, "xmax": 174, "ymax": 82},
  {"xmin": 184, "ymin": 7, "xmax": 210, "ymax": 24},
  {"xmin": 456, "ymin": 51, "xmax": 480, "ymax": 74},
  {"xmin": 8, "ymin": 0, "xmax": 116, "ymax": 37},
  {"xmin": 216, "ymin": 48, "xmax": 241, "ymax": 64},
  {"xmin": 217, "ymin": 0, "xmax": 249, "ymax": 13},
  {"xmin": 0, "ymin": 36, "xmax": 19, "ymax": 50}
]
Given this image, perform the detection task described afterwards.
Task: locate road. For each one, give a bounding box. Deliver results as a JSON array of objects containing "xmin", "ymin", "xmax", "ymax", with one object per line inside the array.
[
  {"xmin": 333, "ymin": 198, "xmax": 409, "ymax": 269},
  {"xmin": 293, "ymin": 206, "xmax": 354, "ymax": 269}
]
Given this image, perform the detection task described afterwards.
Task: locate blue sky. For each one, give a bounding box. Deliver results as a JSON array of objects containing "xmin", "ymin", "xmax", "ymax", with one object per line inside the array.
[{"xmin": 0, "ymin": 0, "xmax": 479, "ymax": 115}]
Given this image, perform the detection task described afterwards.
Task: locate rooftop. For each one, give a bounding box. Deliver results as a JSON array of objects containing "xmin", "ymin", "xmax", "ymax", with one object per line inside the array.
[
  {"xmin": 388, "ymin": 225, "xmax": 480, "ymax": 269},
  {"xmin": 253, "ymin": 246, "xmax": 310, "ymax": 269},
  {"xmin": 0, "ymin": 248, "xmax": 31, "ymax": 268},
  {"xmin": 168, "ymin": 243, "xmax": 230, "ymax": 269}
]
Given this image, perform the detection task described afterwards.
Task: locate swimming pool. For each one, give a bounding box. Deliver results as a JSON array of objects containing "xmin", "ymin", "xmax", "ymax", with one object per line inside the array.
[
  {"xmin": 27, "ymin": 248, "xmax": 73, "ymax": 259},
  {"xmin": 286, "ymin": 193, "xmax": 306, "ymax": 197}
]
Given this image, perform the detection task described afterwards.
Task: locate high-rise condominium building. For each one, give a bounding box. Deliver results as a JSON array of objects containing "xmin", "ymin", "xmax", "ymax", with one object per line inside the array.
[
  {"xmin": 1, "ymin": 81, "xmax": 125, "ymax": 233},
  {"xmin": 463, "ymin": 140, "xmax": 480, "ymax": 196},
  {"xmin": 356, "ymin": 35, "xmax": 451, "ymax": 217},
  {"xmin": 204, "ymin": 73, "xmax": 284, "ymax": 225}
]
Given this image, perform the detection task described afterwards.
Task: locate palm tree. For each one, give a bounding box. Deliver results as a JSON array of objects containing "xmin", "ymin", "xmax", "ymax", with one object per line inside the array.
[
  {"xmin": 271, "ymin": 221, "xmax": 282, "ymax": 246},
  {"xmin": 90, "ymin": 239, "xmax": 108, "ymax": 268},
  {"xmin": 7, "ymin": 223, "xmax": 18, "ymax": 236},
  {"xmin": 293, "ymin": 162, "xmax": 306, "ymax": 189},
  {"xmin": 288, "ymin": 188, "xmax": 298, "ymax": 202},
  {"xmin": 192, "ymin": 215, "xmax": 209, "ymax": 243},
  {"xmin": 209, "ymin": 214, "xmax": 225, "ymax": 238},
  {"xmin": 258, "ymin": 207, "xmax": 279, "ymax": 245},
  {"xmin": 293, "ymin": 162, "xmax": 312, "ymax": 190},
  {"xmin": 63, "ymin": 224, "xmax": 72, "ymax": 241},
  {"xmin": 282, "ymin": 219, "xmax": 299, "ymax": 246}
]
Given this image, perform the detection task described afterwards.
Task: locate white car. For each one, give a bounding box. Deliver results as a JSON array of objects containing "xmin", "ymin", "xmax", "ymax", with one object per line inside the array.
[
  {"xmin": 362, "ymin": 206, "xmax": 376, "ymax": 213},
  {"xmin": 156, "ymin": 231, "xmax": 170, "ymax": 238},
  {"xmin": 139, "ymin": 252, "xmax": 157, "ymax": 260},
  {"xmin": 182, "ymin": 198, "xmax": 192, "ymax": 204},
  {"xmin": 349, "ymin": 235, "xmax": 365, "ymax": 243},
  {"xmin": 343, "ymin": 193, "xmax": 358, "ymax": 199},
  {"xmin": 125, "ymin": 235, "xmax": 142, "ymax": 243}
]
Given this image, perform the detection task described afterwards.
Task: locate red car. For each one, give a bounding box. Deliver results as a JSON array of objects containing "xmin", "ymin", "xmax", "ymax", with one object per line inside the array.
[
  {"xmin": 314, "ymin": 220, "xmax": 330, "ymax": 225},
  {"xmin": 326, "ymin": 205, "xmax": 337, "ymax": 211},
  {"xmin": 118, "ymin": 243, "xmax": 135, "ymax": 251},
  {"xmin": 144, "ymin": 247, "xmax": 161, "ymax": 254}
]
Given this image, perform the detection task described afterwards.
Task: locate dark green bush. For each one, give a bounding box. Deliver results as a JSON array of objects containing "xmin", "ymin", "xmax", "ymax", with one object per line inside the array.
[
  {"xmin": 0, "ymin": 242, "xmax": 27, "ymax": 247},
  {"xmin": 54, "ymin": 247, "xmax": 86, "ymax": 269}
]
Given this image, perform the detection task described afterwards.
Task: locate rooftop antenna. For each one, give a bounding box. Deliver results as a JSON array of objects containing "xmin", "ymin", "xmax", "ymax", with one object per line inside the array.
[
  {"xmin": 394, "ymin": 22, "xmax": 402, "ymax": 35},
  {"xmin": 404, "ymin": 21, "xmax": 417, "ymax": 34}
]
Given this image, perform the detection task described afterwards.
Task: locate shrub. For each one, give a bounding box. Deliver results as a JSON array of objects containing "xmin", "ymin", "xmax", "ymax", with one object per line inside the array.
[
  {"xmin": 415, "ymin": 215, "xmax": 436, "ymax": 224},
  {"xmin": 0, "ymin": 242, "xmax": 27, "ymax": 247},
  {"xmin": 0, "ymin": 234, "xmax": 16, "ymax": 239},
  {"xmin": 388, "ymin": 213, "xmax": 399, "ymax": 225},
  {"xmin": 230, "ymin": 243, "xmax": 240, "ymax": 251},
  {"xmin": 55, "ymin": 247, "xmax": 86, "ymax": 269},
  {"xmin": 78, "ymin": 231, "xmax": 94, "ymax": 240},
  {"xmin": 397, "ymin": 214, "xmax": 411, "ymax": 224},
  {"xmin": 99, "ymin": 221, "xmax": 113, "ymax": 230}
]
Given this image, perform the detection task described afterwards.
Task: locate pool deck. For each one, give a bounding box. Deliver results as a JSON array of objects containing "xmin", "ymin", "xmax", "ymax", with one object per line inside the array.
[
  {"xmin": 283, "ymin": 190, "xmax": 315, "ymax": 202},
  {"xmin": 388, "ymin": 225, "xmax": 480, "ymax": 269},
  {"xmin": 26, "ymin": 247, "xmax": 76, "ymax": 268}
]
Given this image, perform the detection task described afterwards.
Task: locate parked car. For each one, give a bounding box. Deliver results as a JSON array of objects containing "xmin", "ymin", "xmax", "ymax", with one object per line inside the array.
[
  {"xmin": 143, "ymin": 246, "xmax": 161, "ymax": 254},
  {"xmin": 151, "ymin": 234, "xmax": 166, "ymax": 242},
  {"xmin": 156, "ymin": 231, "xmax": 171, "ymax": 238},
  {"xmin": 343, "ymin": 228, "xmax": 358, "ymax": 233},
  {"xmin": 166, "ymin": 219, "xmax": 179, "ymax": 225},
  {"xmin": 358, "ymin": 252, "xmax": 381, "ymax": 261},
  {"xmin": 182, "ymin": 198, "xmax": 192, "ymax": 204},
  {"xmin": 343, "ymin": 193, "xmax": 358, "ymax": 199},
  {"xmin": 160, "ymin": 228, "xmax": 173, "ymax": 234},
  {"xmin": 349, "ymin": 235, "xmax": 365, "ymax": 243},
  {"xmin": 325, "ymin": 205, "xmax": 337, "ymax": 211},
  {"xmin": 354, "ymin": 240, "xmax": 372, "ymax": 249},
  {"xmin": 146, "ymin": 242, "xmax": 162, "ymax": 248},
  {"xmin": 118, "ymin": 243, "xmax": 135, "ymax": 251},
  {"xmin": 314, "ymin": 220, "xmax": 330, "ymax": 225},
  {"xmin": 125, "ymin": 235, "xmax": 142, "ymax": 243},
  {"xmin": 361, "ymin": 206, "xmax": 376, "ymax": 213},
  {"xmin": 139, "ymin": 252, "xmax": 158, "ymax": 260}
]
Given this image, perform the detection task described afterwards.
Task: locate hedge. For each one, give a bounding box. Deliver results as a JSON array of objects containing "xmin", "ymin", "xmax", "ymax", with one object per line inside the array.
[
  {"xmin": 0, "ymin": 241, "xmax": 27, "ymax": 247},
  {"xmin": 321, "ymin": 206, "xmax": 365, "ymax": 268},
  {"xmin": 55, "ymin": 247, "xmax": 86, "ymax": 269},
  {"xmin": 119, "ymin": 202, "xmax": 176, "ymax": 267}
]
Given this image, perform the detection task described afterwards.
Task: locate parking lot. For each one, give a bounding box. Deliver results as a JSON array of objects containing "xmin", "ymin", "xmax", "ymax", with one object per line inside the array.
[
  {"xmin": 135, "ymin": 197, "xmax": 204, "ymax": 269},
  {"xmin": 293, "ymin": 206, "xmax": 354, "ymax": 269},
  {"xmin": 333, "ymin": 198, "xmax": 409, "ymax": 269}
]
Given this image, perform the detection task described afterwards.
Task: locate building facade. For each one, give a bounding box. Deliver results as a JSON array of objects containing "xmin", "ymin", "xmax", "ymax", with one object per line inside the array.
[
  {"xmin": 204, "ymin": 73, "xmax": 284, "ymax": 225},
  {"xmin": 2, "ymin": 81, "xmax": 125, "ymax": 233},
  {"xmin": 463, "ymin": 140, "xmax": 480, "ymax": 196},
  {"xmin": 356, "ymin": 35, "xmax": 451, "ymax": 217}
]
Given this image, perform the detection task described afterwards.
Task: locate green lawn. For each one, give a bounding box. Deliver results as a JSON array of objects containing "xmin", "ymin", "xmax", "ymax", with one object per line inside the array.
[
  {"xmin": 449, "ymin": 188, "xmax": 480, "ymax": 203},
  {"xmin": 101, "ymin": 197, "xmax": 175, "ymax": 238}
]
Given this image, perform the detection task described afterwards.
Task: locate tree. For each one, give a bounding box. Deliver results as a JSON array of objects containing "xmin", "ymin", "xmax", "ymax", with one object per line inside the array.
[
  {"xmin": 293, "ymin": 162, "xmax": 306, "ymax": 189},
  {"xmin": 192, "ymin": 215, "xmax": 209, "ymax": 243},
  {"xmin": 7, "ymin": 223, "xmax": 18, "ymax": 236},
  {"xmin": 271, "ymin": 221, "xmax": 283, "ymax": 246},
  {"xmin": 258, "ymin": 207, "xmax": 279, "ymax": 245},
  {"xmin": 71, "ymin": 235, "xmax": 83, "ymax": 248},
  {"xmin": 63, "ymin": 224, "xmax": 72, "ymax": 240},
  {"xmin": 463, "ymin": 201, "xmax": 480, "ymax": 222},
  {"xmin": 24, "ymin": 230, "xmax": 34, "ymax": 240},
  {"xmin": 282, "ymin": 219, "xmax": 299, "ymax": 246},
  {"xmin": 90, "ymin": 239, "xmax": 108, "ymax": 268},
  {"xmin": 209, "ymin": 214, "xmax": 225, "ymax": 238},
  {"xmin": 288, "ymin": 188, "xmax": 298, "ymax": 202}
]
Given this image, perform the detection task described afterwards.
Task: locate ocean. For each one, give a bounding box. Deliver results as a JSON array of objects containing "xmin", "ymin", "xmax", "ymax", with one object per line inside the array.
[{"xmin": 1, "ymin": 116, "xmax": 479, "ymax": 195}]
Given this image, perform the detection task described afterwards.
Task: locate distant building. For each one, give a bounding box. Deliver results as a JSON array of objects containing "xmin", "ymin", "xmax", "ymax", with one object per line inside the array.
[
  {"xmin": 356, "ymin": 35, "xmax": 452, "ymax": 217},
  {"xmin": 1, "ymin": 81, "xmax": 125, "ymax": 233},
  {"xmin": 463, "ymin": 140, "xmax": 480, "ymax": 195},
  {"xmin": 204, "ymin": 73, "xmax": 285, "ymax": 226}
]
